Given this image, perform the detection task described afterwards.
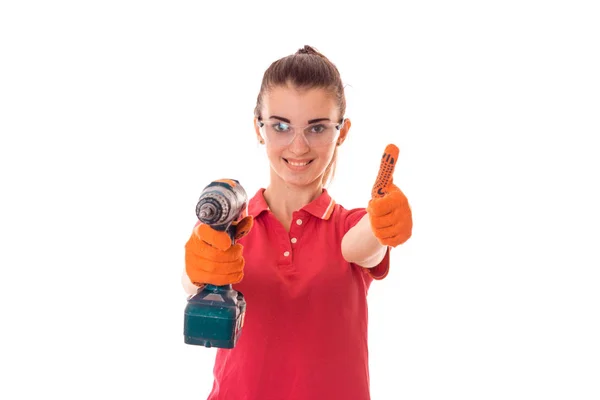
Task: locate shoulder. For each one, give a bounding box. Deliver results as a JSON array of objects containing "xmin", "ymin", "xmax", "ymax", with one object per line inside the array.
[{"xmin": 330, "ymin": 203, "xmax": 367, "ymax": 233}]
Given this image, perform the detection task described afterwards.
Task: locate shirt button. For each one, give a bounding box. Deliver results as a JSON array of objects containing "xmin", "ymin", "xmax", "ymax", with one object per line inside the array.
[
  {"xmin": 283, "ymin": 251, "xmax": 290, "ymax": 257},
  {"xmin": 291, "ymin": 238, "xmax": 297, "ymax": 244},
  {"xmin": 296, "ymin": 219, "xmax": 303, "ymax": 225}
]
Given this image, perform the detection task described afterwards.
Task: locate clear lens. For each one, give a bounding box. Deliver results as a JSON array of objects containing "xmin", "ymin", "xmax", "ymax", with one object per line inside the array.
[{"xmin": 259, "ymin": 119, "xmax": 340, "ymax": 147}]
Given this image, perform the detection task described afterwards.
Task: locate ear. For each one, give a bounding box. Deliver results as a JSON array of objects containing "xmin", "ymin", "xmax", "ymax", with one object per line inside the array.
[
  {"xmin": 254, "ymin": 117, "xmax": 265, "ymax": 144},
  {"xmin": 337, "ymin": 118, "xmax": 351, "ymax": 146}
]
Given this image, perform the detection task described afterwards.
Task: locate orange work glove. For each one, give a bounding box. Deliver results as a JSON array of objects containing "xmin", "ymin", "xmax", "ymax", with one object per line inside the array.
[
  {"xmin": 185, "ymin": 216, "xmax": 254, "ymax": 286},
  {"xmin": 367, "ymin": 144, "xmax": 413, "ymax": 247}
]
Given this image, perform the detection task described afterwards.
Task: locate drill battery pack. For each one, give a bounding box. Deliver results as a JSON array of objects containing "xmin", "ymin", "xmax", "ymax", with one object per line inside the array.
[{"xmin": 184, "ymin": 284, "xmax": 247, "ymax": 349}]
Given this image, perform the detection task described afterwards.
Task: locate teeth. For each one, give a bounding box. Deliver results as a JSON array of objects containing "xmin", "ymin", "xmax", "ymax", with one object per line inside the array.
[{"xmin": 288, "ymin": 160, "xmax": 309, "ymax": 166}]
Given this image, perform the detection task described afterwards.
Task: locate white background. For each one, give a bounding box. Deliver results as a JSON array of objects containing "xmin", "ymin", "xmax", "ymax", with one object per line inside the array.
[{"xmin": 1, "ymin": 1, "xmax": 599, "ymax": 399}]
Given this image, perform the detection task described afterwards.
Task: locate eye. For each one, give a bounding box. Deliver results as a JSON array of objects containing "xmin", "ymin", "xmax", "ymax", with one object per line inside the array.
[
  {"xmin": 272, "ymin": 122, "xmax": 290, "ymax": 132},
  {"xmin": 308, "ymin": 123, "xmax": 327, "ymax": 134}
]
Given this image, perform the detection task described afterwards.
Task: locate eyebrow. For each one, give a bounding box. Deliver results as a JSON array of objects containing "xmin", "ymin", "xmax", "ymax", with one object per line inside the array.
[{"xmin": 270, "ymin": 116, "xmax": 331, "ymax": 124}]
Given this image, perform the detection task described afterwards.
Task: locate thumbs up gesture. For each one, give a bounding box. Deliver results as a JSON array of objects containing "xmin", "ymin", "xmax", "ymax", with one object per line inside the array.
[{"xmin": 366, "ymin": 144, "xmax": 413, "ymax": 247}]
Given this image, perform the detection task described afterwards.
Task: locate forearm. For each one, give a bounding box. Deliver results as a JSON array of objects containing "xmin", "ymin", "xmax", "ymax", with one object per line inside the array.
[
  {"xmin": 341, "ymin": 214, "xmax": 388, "ymax": 268},
  {"xmin": 181, "ymin": 269, "xmax": 203, "ymax": 297}
]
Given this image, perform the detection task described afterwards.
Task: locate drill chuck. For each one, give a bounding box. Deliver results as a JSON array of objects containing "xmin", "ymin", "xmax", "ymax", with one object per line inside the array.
[
  {"xmin": 196, "ymin": 196, "xmax": 227, "ymax": 224},
  {"xmin": 195, "ymin": 180, "xmax": 248, "ymax": 231}
]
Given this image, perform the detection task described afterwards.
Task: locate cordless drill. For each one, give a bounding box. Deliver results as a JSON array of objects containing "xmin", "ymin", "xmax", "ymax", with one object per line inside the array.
[{"xmin": 183, "ymin": 179, "xmax": 248, "ymax": 349}]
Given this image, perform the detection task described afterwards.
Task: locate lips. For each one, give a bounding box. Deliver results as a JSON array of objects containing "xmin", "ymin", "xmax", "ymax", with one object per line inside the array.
[{"xmin": 283, "ymin": 158, "xmax": 313, "ymax": 166}]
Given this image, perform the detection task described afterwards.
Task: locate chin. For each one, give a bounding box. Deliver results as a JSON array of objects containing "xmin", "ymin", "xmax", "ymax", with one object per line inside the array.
[
  {"xmin": 274, "ymin": 163, "xmax": 325, "ymax": 187},
  {"xmin": 286, "ymin": 176, "xmax": 321, "ymax": 188}
]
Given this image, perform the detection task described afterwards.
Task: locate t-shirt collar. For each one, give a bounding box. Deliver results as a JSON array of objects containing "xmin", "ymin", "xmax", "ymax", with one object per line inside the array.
[{"xmin": 248, "ymin": 188, "xmax": 336, "ymax": 220}]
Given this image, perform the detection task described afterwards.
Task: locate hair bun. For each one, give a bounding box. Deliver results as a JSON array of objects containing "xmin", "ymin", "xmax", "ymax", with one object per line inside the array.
[{"xmin": 297, "ymin": 45, "xmax": 318, "ymax": 55}]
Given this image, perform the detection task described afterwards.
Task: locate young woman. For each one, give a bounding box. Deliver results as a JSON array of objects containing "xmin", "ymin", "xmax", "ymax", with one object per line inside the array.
[{"xmin": 184, "ymin": 45, "xmax": 412, "ymax": 400}]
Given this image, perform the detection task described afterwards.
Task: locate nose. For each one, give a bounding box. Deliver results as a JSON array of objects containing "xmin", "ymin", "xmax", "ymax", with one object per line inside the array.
[{"xmin": 288, "ymin": 131, "xmax": 310, "ymax": 155}]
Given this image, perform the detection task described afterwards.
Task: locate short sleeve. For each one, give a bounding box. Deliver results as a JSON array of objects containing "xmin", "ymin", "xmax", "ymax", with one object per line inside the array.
[
  {"xmin": 342, "ymin": 207, "xmax": 390, "ymax": 281},
  {"xmin": 364, "ymin": 247, "xmax": 390, "ymax": 280},
  {"xmin": 343, "ymin": 208, "xmax": 368, "ymax": 233}
]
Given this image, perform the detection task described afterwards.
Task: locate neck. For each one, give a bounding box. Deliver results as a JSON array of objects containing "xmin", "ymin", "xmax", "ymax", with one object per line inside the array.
[{"xmin": 264, "ymin": 171, "xmax": 323, "ymax": 224}]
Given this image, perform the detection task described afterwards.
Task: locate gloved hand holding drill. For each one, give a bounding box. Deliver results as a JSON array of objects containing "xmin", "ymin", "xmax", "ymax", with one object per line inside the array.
[
  {"xmin": 185, "ymin": 216, "xmax": 254, "ymax": 287},
  {"xmin": 367, "ymin": 144, "xmax": 413, "ymax": 247}
]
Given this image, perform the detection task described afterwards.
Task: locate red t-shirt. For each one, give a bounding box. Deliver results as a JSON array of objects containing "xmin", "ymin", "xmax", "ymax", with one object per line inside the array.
[{"xmin": 206, "ymin": 188, "xmax": 390, "ymax": 400}]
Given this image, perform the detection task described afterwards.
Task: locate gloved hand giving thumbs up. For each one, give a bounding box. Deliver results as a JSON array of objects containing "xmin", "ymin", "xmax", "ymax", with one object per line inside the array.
[{"xmin": 367, "ymin": 144, "xmax": 413, "ymax": 247}]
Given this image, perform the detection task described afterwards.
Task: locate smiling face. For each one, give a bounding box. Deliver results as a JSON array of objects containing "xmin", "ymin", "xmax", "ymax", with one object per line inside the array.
[{"xmin": 255, "ymin": 84, "xmax": 350, "ymax": 188}]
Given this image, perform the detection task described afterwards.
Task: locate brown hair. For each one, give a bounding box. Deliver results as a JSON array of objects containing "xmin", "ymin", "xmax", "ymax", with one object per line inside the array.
[{"xmin": 254, "ymin": 45, "xmax": 346, "ymax": 186}]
